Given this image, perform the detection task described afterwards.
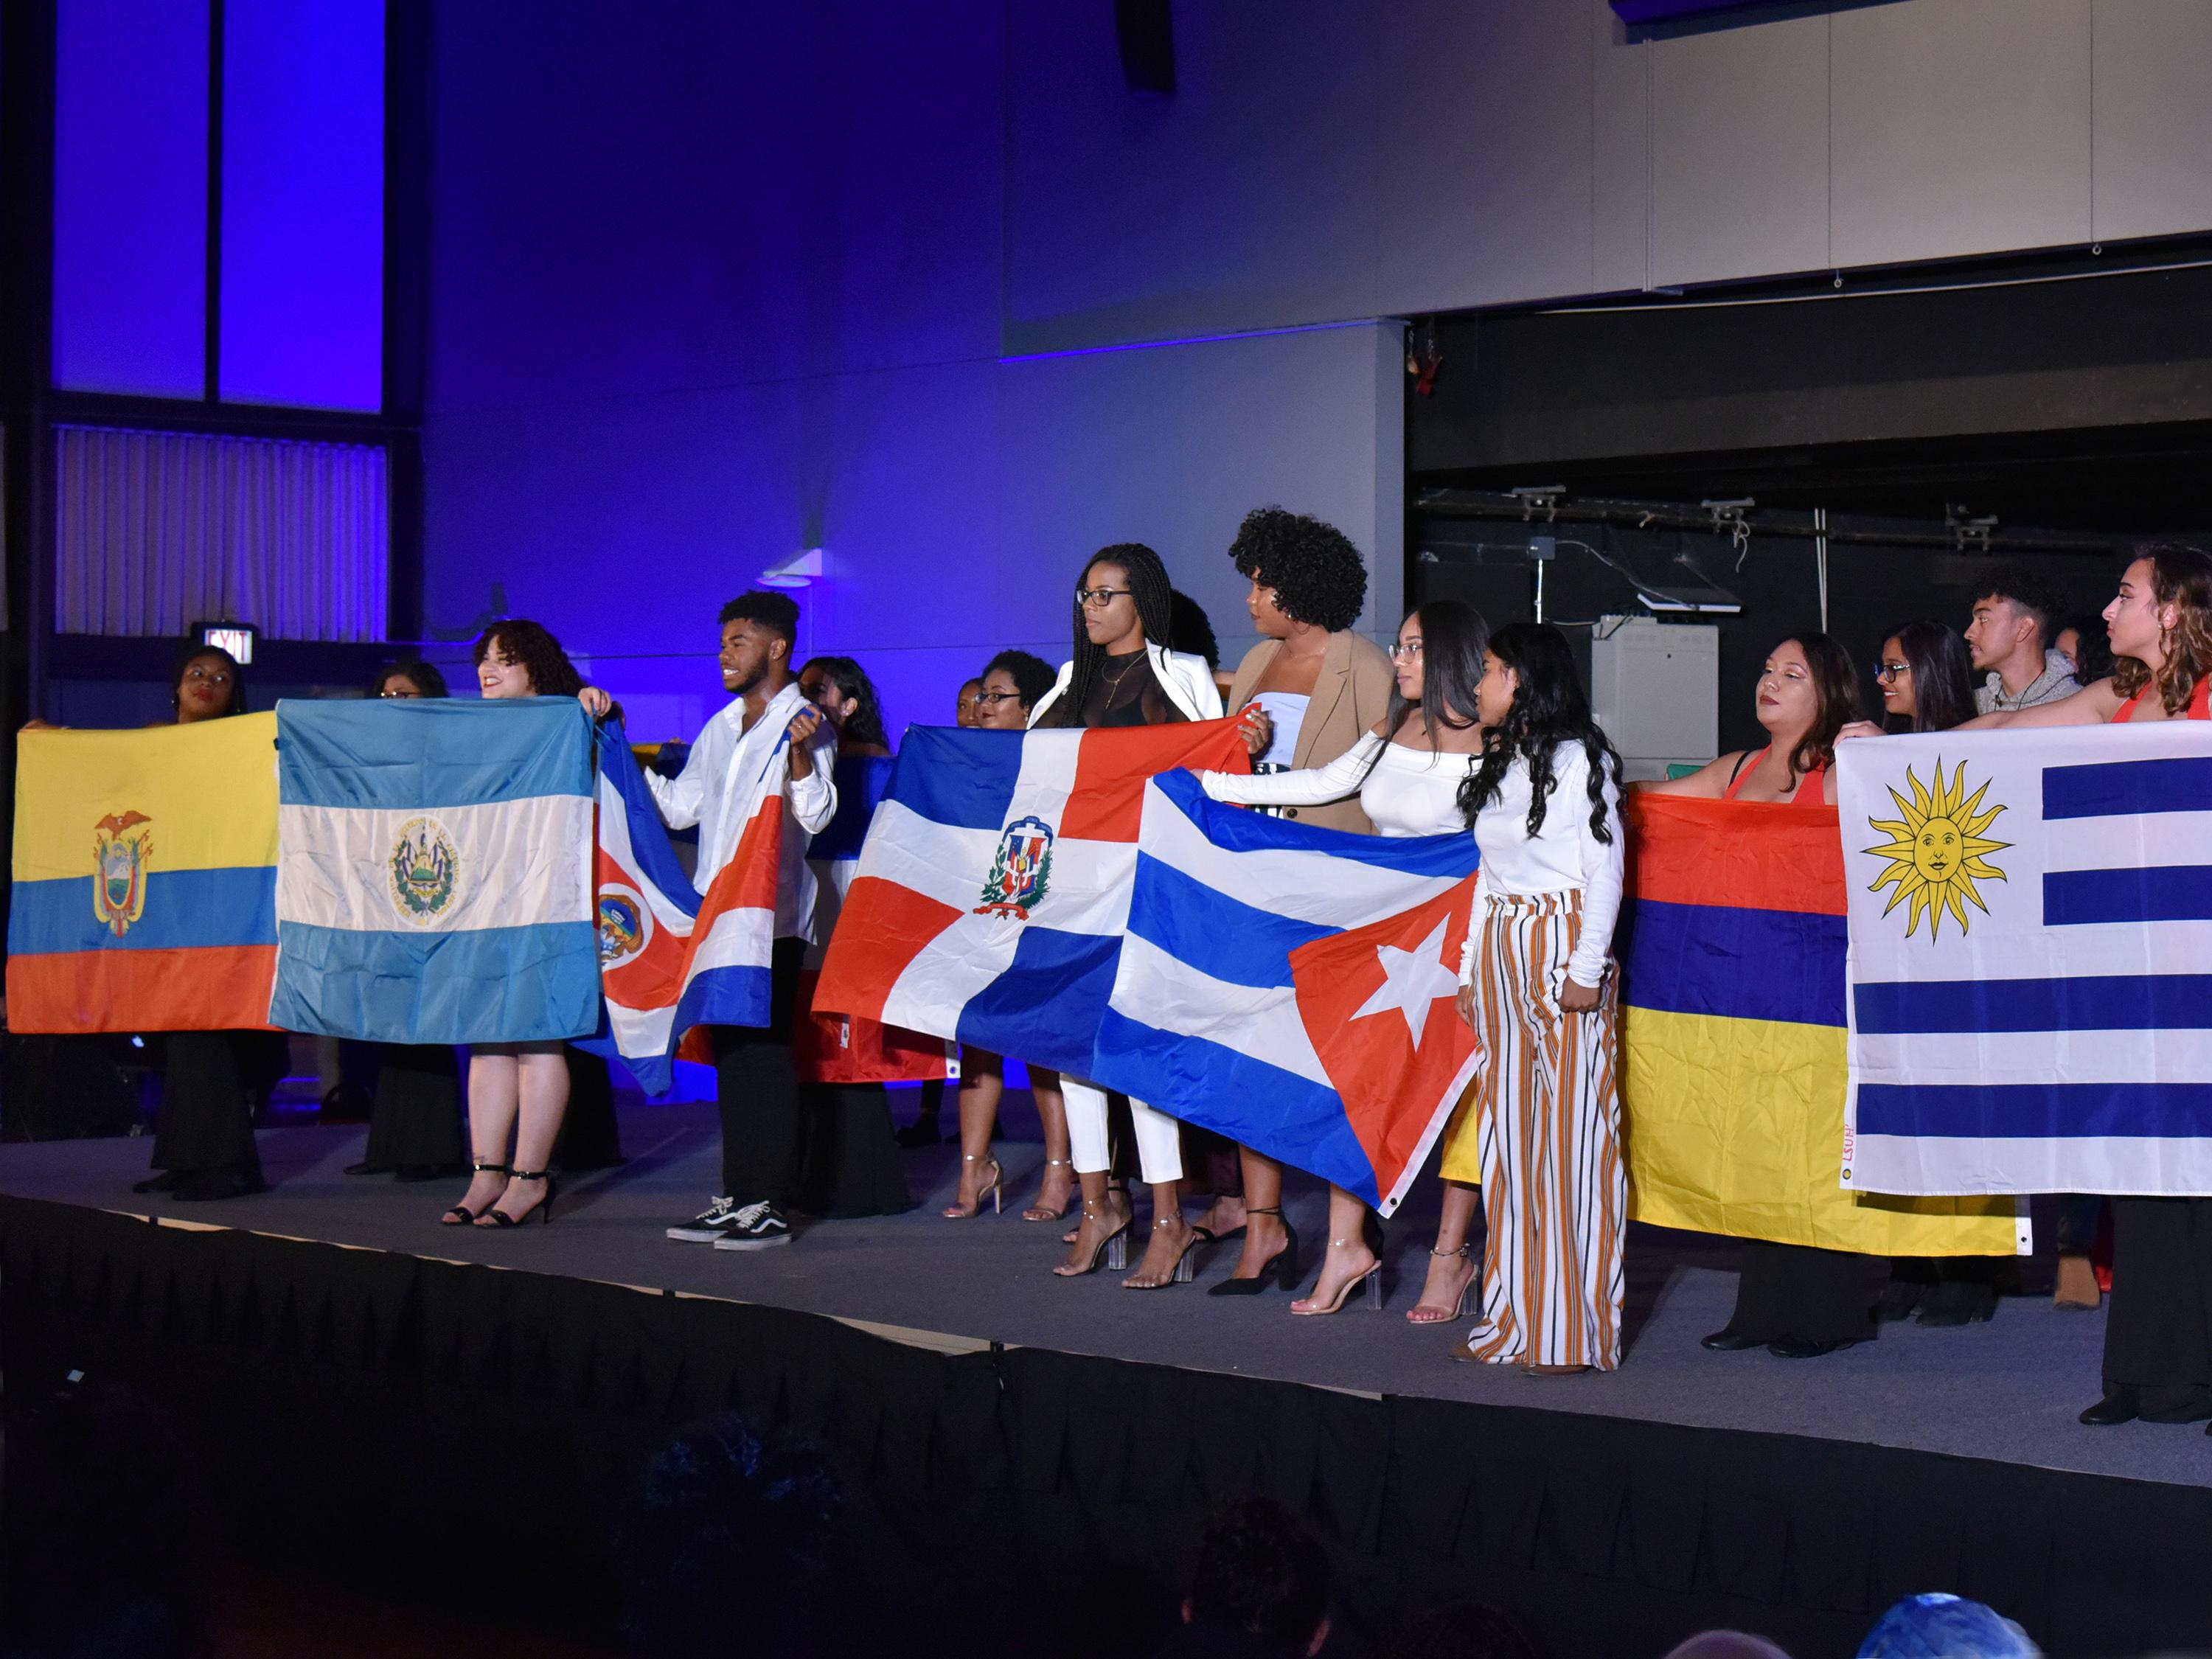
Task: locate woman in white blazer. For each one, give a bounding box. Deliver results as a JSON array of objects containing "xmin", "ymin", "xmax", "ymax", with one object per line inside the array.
[{"xmin": 1031, "ymin": 543, "xmax": 1222, "ymax": 1288}]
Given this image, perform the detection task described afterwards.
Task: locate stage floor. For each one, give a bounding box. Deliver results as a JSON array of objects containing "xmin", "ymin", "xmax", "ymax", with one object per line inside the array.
[{"xmin": 0, "ymin": 1096, "xmax": 2194, "ymax": 1492}]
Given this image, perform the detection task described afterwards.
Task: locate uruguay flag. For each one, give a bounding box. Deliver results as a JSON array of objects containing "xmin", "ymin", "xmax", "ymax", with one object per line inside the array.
[
  {"xmin": 1840, "ymin": 723, "xmax": 2212, "ymax": 1196},
  {"xmin": 591, "ymin": 720, "xmax": 780, "ymax": 1095},
  {"xmin": 812, "ymin": 719, "xmax": 1251, "ymax": 1074},
  {"xmin": 1093, "ymin": 771, "xmax": 1480, "ymax": 1214},
  {"xmin": 269, "ymin": 698, "xmax": 599, "ymax": 1043}
]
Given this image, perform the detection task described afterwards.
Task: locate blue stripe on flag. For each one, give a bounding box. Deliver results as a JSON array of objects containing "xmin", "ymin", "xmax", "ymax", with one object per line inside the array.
[
  {"xmin": 954, "ymin": 924, "xmax": 1119, "ymax": 1077},
  {"xmin": 8, "ymin": 868, "xmax": 276, "ymax": 955},
  {"xmin": 1857, "ymin": 1082, "xmax": 2212, "ymax": 1140},
  {"xmin": 1855, "ymin": 973, "xmax": 2212, "ymax": 1034},
  {"xmin": 888, "ymin": 726, "xmax": 1022, "ymax": 832},
  {"xmin": 1127, "ymin": 852, "xmax": 1334, "ymax": 990},
  {"xmin": 672, "ymin": 961, "xmax": 773, "ymax": 1036},
  {"xmin": 1151, "ymin": 768, "xmax": 1480, "ymax": 878},
  {"xmin": 1093, "ymin": 1006, "xmax": 1379, "ymax": 1206},
  {"xmin": 598, "ymin": 722, "xmax": 702, "ymax": 917},
  {"xmin": 1617, "ymin": 897, "xmax": 1846, "ymax": 1028},
  {"xmin": 268, "ymin": 919, "xmax": 599, "ymax": 1043},
  {"xmin": 2043, "ymin": 865, "xmax": 2212, "ymax": 925},
  {"xmin": 2042, "ymin": 757, "xmax": 2212, "ymax": 821},
  {"xmin": 279, "ymin": 698, "xmax": 594, "ymax": 808}
]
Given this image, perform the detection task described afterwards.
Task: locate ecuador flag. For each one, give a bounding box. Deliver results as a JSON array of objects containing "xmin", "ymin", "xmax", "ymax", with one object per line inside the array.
[
  {"xmin": 8, "ymin": 714, "xmax": 279, "ymax": 1032},
  {"xmin": 1619, "ymin": 793, "xmax": 2022, "ymax": 1256}
]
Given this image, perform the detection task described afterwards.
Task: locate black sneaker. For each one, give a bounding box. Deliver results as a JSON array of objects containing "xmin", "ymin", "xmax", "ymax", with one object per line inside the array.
[
  {"xmin": 712, "ymin": 1201, "xmax": 791, "ymax": 1251},
  {"xmin": 667, "ymin": 1195, "xmax": 744, "ymax": 1242}
]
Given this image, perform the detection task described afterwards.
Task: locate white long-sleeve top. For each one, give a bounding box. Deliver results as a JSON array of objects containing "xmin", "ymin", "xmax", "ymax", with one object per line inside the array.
[
  {"xmin": 644, "ymin": 680, "xmax": 838, "ymax": 941},
  {"xmin": 1198, "ymin": 731, "xmax": 1475, "ymax": 838},
  {"xmin": 1460, "ymin": 742, "xmax": 1623, "ymax": 991}
]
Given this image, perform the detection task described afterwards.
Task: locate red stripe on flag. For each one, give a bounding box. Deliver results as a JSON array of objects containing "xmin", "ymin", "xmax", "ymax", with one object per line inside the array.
[
  {"xmin": 1060, "ymin": 717, "xmax": 1251, "ymax": 843},
  {"xmin": 7, "ymin": 945, "xmax": 279, "ymax": 1033},
  {"xmin": 793, "ymin": 968, "xmax": 953, "ymax": 1084},
  {"xmin": 1627, "ymin": 794, "xmax": 1846, "ymax": 917},
  {"xmin": 706, "ymin": 791, "xmax": 785, "ymax": 917},
  {"xmin": 813, "ymin": 874, "xmax": 964, "ymax": 1022}
]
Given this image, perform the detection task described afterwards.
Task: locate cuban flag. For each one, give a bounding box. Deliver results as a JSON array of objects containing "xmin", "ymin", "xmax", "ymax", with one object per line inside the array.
[
  {"xmin": 590, "ymin": 719, "xmax": 779, "ymax": 1095},
  {"xmin": 1092, "ymin": 771, "xmax": 1480, "ymax": 1214},
  {"xmin": 268, "ymin": 698, "xmax": 599, "ymax": 1043},
  {"xmin": 812, "ymin": 720, "xmax": 1251, "ymax": 1074},
  {"xmin": 1840, "ymin": 723, "xmax": 2212, "ymax": 1196}
]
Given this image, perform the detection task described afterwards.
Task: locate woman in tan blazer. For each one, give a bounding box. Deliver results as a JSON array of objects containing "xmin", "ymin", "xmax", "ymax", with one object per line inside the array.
[{"xmin": 1204, "ymin": 508, "xmax": 1396, "ymax": 1294}]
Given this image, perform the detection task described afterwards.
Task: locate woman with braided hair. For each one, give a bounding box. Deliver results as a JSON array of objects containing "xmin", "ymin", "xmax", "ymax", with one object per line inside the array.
[{"xmin": 1030, "ymin": 544, "xmax": 1223, "ymax": 1287}]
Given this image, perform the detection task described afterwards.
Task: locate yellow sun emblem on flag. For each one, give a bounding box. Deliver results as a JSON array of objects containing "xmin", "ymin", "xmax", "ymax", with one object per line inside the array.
[{"xmin": 1863, "ymin": 759, "xmax": 2011, "ymax": 940}]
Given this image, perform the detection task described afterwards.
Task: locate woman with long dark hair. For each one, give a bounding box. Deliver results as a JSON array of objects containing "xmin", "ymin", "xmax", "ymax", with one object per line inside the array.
[
  {"xmin": 1032, "ymin": 543, "xmax": 1224, "ymax": 1287},
  {"xmin": 1439, "ymin": 623, "xmax": 1627, "ymax": 1372},
  {"xmin": 798, "ymin": 656, "xmax": 891, "ymax": 756},
  {"xmin": 1958, "ymin": 546, "xmax": 2212, "ymax": 1428},
  {"xmin": 131, "ymin": 643, "xmax": 287, "ymax": 1201},
  {"xmin": 1874, "ymin": 621, "xmax": 1975, "ymax": 734},
  {"xmin": 1197, "ymin": 601, "xmax": 1489, "ymax": 1314},
  {"xmin": 1649, "ymin": 632, "xmax": 1879, "ymax": 1357}
]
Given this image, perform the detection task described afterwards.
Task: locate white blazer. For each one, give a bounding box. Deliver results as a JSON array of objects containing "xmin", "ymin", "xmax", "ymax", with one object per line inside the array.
[{"xmin": 1027, "ymin": 644, "xmax": 1225, "ymax": 727}]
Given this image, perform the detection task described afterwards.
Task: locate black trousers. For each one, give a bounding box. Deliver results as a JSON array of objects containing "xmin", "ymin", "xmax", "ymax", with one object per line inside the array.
[
  {"xmin": 150, "ymin": 1031, "xmax": 279, "ymax": 1179},
  {"xmin": 710, "ymin": 937, "xmax": 805, "ymax": 1208},
  {"xmin": 1728, "ymin": 1239, "xmax": 1881, "ymax": 1345},
  {"xmin": 2102, "ymin": 1196, "xmax": 2212, "ymax": 1419}
]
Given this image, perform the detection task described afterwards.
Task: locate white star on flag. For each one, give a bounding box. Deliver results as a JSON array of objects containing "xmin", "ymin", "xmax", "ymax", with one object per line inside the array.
[{"xmin": 1351, "ymin": 914, "xmax": 1462, "ymax": 1049}]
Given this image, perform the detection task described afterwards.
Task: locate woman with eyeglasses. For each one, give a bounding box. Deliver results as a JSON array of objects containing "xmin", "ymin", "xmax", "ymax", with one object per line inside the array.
[
  {"xmin": 131, "ymin": 644, "xmax": 288, "ymax": 1202},
  {"xmin": 1873, "ymin": 623, "xmax": 1974, "ymax": 734},
  {"xmin": 941, "ymin": 650, "xmax": 1079, "ymax": 1222},
  {"xmin": 1197, "ymin": 602, "xmax": 1492, "ymax": 1316},
  {"xmin": 1032, "ymin": 545, "xmax": 1224, "ymax": 1287},
  {"xmin": 343, "ymin": 660, "xmax": 470, "ymax": 1186},
  {"xmin": 1646, "ymin": 633, "xmax": 1882, "ymax": 1360}
]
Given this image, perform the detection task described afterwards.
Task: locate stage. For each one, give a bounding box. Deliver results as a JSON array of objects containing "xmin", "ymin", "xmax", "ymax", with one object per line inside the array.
[{"xmin": 2, "ymin": 1099, "xmax": 2208, "ymax": 1656}]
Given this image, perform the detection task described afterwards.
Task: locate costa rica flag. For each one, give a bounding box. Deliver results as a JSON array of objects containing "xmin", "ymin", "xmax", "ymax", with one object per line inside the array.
[{"xmin": 810, "ymin": 720, "xmax": 1251, "ymax": 1077}]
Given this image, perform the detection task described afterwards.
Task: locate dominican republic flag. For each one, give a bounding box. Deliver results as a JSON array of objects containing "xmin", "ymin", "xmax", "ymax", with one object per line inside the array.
[
  {"xmin": 796, "ymin": 754, "xmax": 955, "ymax": 1085},
  {"xmin": 268, "ymin": 698, "xmax": 599, "ymax": 1043},
  {"xmin": 1839, "ymin": 723, "xmax": 2212, "ymax": 1196},
  {"xmin": 590, "ymin": 719, "xmax": 780, "ymax": 1095},
  {"xmin": 811, "ymin": 719, "xmax": 1251, "ymax": 1074},
  {"xmin": 1093, "ymin": 771, "xmax": 1480, "ymax": 1214}
]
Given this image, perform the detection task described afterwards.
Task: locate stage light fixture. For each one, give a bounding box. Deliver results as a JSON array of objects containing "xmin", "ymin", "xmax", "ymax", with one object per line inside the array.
[{"xmin": 758, "ymin": 549, "xmax": 824, "ymax": 590}]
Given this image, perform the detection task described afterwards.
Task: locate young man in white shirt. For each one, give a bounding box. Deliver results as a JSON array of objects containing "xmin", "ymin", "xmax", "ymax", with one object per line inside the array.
[{"xmin": 593, "ymin": 591, "xmax": 837, "ymax": 1248}]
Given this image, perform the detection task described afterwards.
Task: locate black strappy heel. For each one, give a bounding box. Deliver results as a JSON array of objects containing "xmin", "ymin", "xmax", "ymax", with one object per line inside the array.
[
  {"xmin": 1206, "ymin": 1206, "xmax": 1301, "ymax": 1297},
  {"xmin": 442, "ymin": 1161, "xmax": 509, "ymax": 1225},
  {"xmin": 476, "ymin": 1167, "xmax": 556, "ymax": 1228}
]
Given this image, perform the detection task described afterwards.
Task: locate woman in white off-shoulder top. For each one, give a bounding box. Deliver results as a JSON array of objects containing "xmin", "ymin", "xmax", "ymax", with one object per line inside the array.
[{"xmin": 1198, "ymin": 601, "xmax": 1493, "ymax": 1321}]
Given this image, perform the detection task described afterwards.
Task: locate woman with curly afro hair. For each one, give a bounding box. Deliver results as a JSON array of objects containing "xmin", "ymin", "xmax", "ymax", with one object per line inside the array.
[{"xmin": 1196, "ymin": 507, "xmax": 1396, "ymax": 1287}]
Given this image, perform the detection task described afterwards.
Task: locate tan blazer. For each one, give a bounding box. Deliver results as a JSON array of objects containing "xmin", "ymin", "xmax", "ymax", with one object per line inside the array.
[{"xmin": 1225, "ymin": 630, "xmax": 1397, "ymax": 834}]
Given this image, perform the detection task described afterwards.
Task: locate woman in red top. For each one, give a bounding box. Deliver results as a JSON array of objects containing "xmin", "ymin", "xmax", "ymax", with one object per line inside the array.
[
  {"xmin": 1648, "ymin": 633, "xmax": 1882, "ymax": 1358},
  {"xmin": 1965, "ymin": 545, "xmax": 2212, "ymax": 1427}
]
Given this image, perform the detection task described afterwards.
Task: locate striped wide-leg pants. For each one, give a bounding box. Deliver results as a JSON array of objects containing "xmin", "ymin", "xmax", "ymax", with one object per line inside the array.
[{"xmin": 1458, "ymin": 890, "xmax": 1624, "ymax": 1370}]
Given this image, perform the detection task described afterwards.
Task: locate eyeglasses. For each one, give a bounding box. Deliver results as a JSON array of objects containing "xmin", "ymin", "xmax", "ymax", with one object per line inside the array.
[
  {"xmin": 1388, "ymin": 640, "xmax": 1425, "ymax": 661},
  {"xmin": 975, "ymin": 690, "xmax": 1023, "ymax": 706},
  {"xmin": 1076, "ymin": 587, "xmax": 1131, "ymax": 609},
  {"xmin": 1873, "ymin": 661, "xmax": 1911, "ymax": 683}
]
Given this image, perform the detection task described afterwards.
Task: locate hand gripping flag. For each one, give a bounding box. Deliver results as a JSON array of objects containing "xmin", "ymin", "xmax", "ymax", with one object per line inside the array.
[
  {"xmin": 269, "ymin": 698, "xmax": 599, "ymax": 1044},
  {"xmin": 8, "ymin": 714, "xmax": 279, "ymax": 1032},
  {"xmin": 812, "ymin": 720, "xmax": 1251, "ymax": 1074},
  {"xmin": 796, "ymin": 754, "xmax": 954, "ymax": 1085},
  {"xmin": 1093, "ymin": 771, "xmax": 1480, "ymax": 1215},
  {"xmin": 590, "ymin": 719, "xmax": 782, "ymax": 1095},
  {"xmin": 1839, "ymin": 723, "xmax": 2212, "ymax": 1197},
  {"xmin": 1619, "ymin": 793, "xmax": 2022, "ymax": 1254}
]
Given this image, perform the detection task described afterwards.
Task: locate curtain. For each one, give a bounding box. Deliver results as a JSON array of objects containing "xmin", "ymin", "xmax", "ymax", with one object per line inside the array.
[{"xmin": 55, "ymin": 423, "xmax": 387, "ymax": 641}]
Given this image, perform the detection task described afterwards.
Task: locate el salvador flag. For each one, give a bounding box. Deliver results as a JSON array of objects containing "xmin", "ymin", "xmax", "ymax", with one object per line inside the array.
[
  {"xmin": 1840, "ymin": 722, "xmax": 2212, "ymax": 1197},
  {"xmin": 1096, "ymin": 771, "xmax": 1481, "ymax": 1214},
  {"xmin": 587, "ymin": 720, "xmax": 779, "ymax": 1095},
  {"xmin": 812, "ymin": 719, "xmax": 1252, "ymax": 1076},
  {"xmin": 269, "ymin": 698, "xmax": 599, "ymax": 1043}
]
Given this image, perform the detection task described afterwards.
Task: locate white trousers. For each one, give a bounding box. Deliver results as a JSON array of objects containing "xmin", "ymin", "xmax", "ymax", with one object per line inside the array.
[{"xmin": 1062, "ymin": 1076, "xmax": 1183, "ymax": 1183}]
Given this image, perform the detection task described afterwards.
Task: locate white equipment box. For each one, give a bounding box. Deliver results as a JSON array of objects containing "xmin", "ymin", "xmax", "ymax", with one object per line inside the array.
[{"xmin": 1590, "ymin": 616, "xmax": 1719, "ymax": 783}]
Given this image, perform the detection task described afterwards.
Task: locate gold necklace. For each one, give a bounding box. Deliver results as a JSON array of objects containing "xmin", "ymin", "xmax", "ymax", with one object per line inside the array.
[{"xmin": 1099, "ymin": 652, "xmax": 1142, "ymax": 699}]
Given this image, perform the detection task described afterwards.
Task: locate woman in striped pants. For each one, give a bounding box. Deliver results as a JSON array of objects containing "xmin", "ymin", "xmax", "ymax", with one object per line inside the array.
[{"xmin": 1445, "ymin": 623, "xmax": 1627, "ymax": 1375}]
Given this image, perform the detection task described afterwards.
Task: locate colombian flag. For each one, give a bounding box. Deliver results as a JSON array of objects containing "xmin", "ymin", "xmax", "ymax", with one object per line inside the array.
[
  {"xmin": 8, "ymin": 714, "xmax": 279, "ymax": 1032},
  {"xmin": 1620, "ymin": 793, "xmax": 2021, "ymax": 1256}
]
